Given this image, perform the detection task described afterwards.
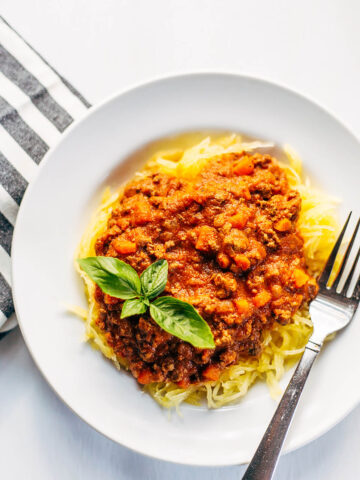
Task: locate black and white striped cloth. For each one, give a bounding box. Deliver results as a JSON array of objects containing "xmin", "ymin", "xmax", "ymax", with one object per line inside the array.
[{"xmin": 0, "ymin": 17, "xmax": 90, "ymax": 334}]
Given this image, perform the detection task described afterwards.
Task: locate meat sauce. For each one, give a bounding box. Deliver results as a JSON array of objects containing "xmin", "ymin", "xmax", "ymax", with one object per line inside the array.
[{"xmin": 94, "ymin": 152, "xmax": 318, "ymax": 386}]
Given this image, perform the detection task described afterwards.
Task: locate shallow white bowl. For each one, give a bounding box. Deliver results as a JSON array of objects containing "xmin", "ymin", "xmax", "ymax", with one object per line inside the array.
[{"xmin": 12, "ymin": 73, "xmax": 360, "ymax": 466}]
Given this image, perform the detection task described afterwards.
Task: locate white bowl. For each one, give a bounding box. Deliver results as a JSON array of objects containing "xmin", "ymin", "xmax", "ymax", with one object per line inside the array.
[{"xmin": 12, "ymin": 73, "xmax": 360, "ymax": 466}]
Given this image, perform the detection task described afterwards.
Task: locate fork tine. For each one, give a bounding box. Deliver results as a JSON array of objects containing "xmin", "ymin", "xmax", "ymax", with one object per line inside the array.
[
  {"xmin": 318, "ymin": 212, "xmax": 352, "ymax": 286},
  {"xmin": 332, "ymin": 217, "xmax": 360, "ymax": 290},
  {"xmin": 342, "ymin": 244, "xmax": 360, "ymax": 296},
  {"xmin": 354, "ymin": 271, "xmax": 360, "ymax": 300}
]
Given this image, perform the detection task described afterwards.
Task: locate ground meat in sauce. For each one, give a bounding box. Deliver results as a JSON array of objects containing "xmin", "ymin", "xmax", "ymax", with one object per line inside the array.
[{"xmin": 94, "ymin": 151, "xmax": 318, "ymax": 387}]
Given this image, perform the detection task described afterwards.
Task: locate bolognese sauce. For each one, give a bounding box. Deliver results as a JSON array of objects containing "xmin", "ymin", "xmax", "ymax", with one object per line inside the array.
[{"xmin": 94, "ymin": 151, "xmax": 318, "ymax": 386}]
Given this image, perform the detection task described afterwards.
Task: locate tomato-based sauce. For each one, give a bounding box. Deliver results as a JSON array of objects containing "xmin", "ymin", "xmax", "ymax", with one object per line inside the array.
[{"xmin": 94, "ymin": 152, "xmax": 318, "ymax": 386}]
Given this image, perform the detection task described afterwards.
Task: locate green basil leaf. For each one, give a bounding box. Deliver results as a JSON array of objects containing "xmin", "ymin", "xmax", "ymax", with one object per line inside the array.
[
  {"xmin": 149, "ymin": 296, "xmax": 215, "ymax": 349},
  {"xmin": 140, "ymin": 259, "xmax": 168, "ymax": 300},
  {"xmin": 121, "ymin": 298, "xmax": 147, "ymax": 318},
  {"xmin": 77, "ymin": 256, "xmax": 141, "ymax": 299}
]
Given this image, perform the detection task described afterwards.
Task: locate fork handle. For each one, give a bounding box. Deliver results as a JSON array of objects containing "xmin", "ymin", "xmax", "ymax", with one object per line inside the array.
[{"xmin": 242, "ymin": 341, "xmax": 321, "ymax": 480}]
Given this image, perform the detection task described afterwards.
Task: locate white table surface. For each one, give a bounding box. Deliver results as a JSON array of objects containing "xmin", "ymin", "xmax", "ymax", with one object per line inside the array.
[{"xmin": 1, "ymin": 1, "xmax": 360, "ymax": 478}]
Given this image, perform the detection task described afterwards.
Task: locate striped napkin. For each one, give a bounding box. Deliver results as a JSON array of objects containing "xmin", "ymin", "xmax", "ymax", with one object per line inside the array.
[{"xmin": 0, "ymin": 17, "xmax": 90, "ymax": 334}]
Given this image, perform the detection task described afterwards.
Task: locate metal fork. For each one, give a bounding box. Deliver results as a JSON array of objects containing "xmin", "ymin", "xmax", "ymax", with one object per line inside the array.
[{"xmin": 243, "ymin": 212, "xmax": 360, "ymax": 480}]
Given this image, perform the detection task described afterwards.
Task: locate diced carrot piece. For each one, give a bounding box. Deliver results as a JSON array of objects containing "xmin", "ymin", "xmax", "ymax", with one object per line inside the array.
[
  {"xmin": 234, "ymin": 298, "xmax": 250, "ymax": 315},
  {"xmin": 253, "ymin": 290, "xmax": 272, "ymax": 308},
  {"xmin": 137, "ymin": 369, "xmax": 154, "ymax": 385},
  {"xmin": 233, "ymin": 156, "xmax": 254, "ymax": 176},
  {"xmin": 202, "ymin": 365, "xmax": 221, "ymax": 381},
  {"xmin": 229, "ymin": 209, "xmax": 250, "ymax": 229},
  {"xmin": 234, "ymin": 254, "xmax": 251, "ymax": 271},
  {"xmin": 255, "ymin": 243, "xmax": 267, "ymax": 261},
  {"xmin": 195, "ymin": 226, "xmax": 219, "ymax": 252},
  {"xmin": 274, "ymin": 218, "xmax": 292, "ymax": 232},
  {"xmin": 133, "ymin": 200, "xmax": 152, "ymax": 225},
  {"xmin": 112, "ymin": 238, "xmax": 137, "ymax": 254},
  {"xmin": 217, "ymin": 253, "xmax": 231, "ymax": 269},
  {"xmin": 293, "ymin": 268, "xmax": 309, "ymax": 288}
]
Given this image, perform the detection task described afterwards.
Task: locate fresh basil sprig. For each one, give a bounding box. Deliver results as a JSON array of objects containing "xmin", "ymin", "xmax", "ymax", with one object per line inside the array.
[
  {"xmin": 78, "ymin": 257, "xmax": 215, "ymax": 349},
  {"xmin": 77, "ymin": 256, "xmax": 141, "ymax": 299},
  {"xmin": 140, "ymin": 259, "xmax": 168, "ymax": 300},
  {"xmin": 150, "ymin": 296, "xmax": 215, "ymax": 349},
  {"xmin": 121, "ymin": 298, "xmax": 147, "ymax": 319}
]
